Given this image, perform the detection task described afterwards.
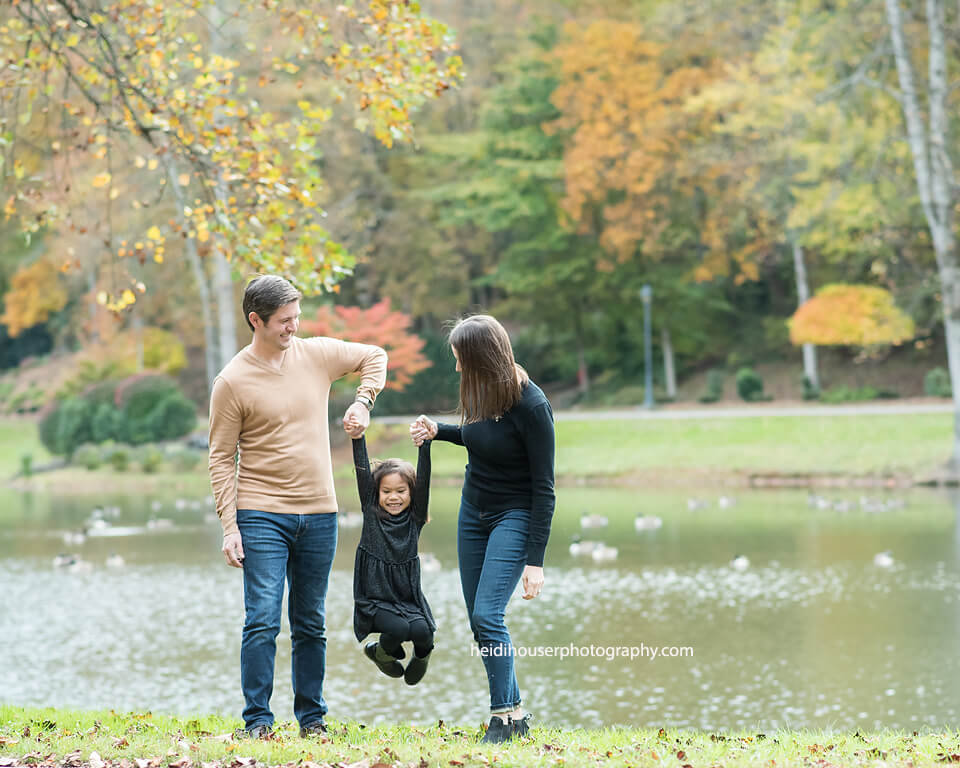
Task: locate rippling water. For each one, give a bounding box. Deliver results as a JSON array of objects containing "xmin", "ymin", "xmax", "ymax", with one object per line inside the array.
[{"xmin": 2, "ymin": 484, "xmax": 960, "ymax": 731}]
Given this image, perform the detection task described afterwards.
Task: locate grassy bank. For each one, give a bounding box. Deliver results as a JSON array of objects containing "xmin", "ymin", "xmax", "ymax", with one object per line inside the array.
[
  {"xmin": 367, "ymin": 410, "xmax": 952, "ymax": 480},
  {"xmin": 2, "ymin": 707, "xmax": 959, "ymax": 768},
  {"xmin": 2, "ymin": 409, "xmax": 953, "ymax": 491}
]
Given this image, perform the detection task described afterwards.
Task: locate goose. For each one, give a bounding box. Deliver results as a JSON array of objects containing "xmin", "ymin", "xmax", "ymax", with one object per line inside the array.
[
  {"xmin": 730, "ymin": 554, "xmax": 750, "ymax": 572},
  {"xmin": 105, "ymin": 553, "xmax": 126, "ymax": 568},
  {"xmin": 591, "ymin": 544, "xmax": 618, "ymax": 562},
  {"xmin": 569, "ymin": 536, "xmax": 602, "ymax": 557},
  {"xmin": 52, "ymin": 553, "xmax": 76, "ymax": 568},
  {"xmin": 687, "ymin": 498, "xmax": 708, "ymax": 511},
  {"xmin": 634, "ymin": 515, "xmax": 663, "ymax": 531},
  {"xmin": 146, "ymin": 517, "xmax": 174, "ymax": 530},
  {"xmin": 419, "ymin": 553, "xmax": 441, "ymax": 572},
  {"xmin": 580, "ymin": 513, "xmax": 609, "ymax": 529},
  {"xmin": 717, "ymin": 496, "xmax": 736, "ymax": 509},
  {"xmin": 873, "ymin": 551, "xmax": 895, "ymax": 569},
  {"xmin": 150, "ymin": 500, "xmax": 163, "ymax": 513}
]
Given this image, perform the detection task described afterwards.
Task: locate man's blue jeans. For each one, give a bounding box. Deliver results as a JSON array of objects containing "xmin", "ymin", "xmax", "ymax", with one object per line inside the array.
[
  {"xmin": 236, "ymin": 509, "xmax": 337, "ymax": 729},
  {"xmin": 457, "ymin": 496, "xmax": 530, "ymax": 713}
]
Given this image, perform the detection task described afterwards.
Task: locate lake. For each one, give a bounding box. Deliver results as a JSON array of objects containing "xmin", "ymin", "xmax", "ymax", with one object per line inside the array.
[{"xmin": 2, "ymin": 483, "xmax": 960, "ymax": 732}]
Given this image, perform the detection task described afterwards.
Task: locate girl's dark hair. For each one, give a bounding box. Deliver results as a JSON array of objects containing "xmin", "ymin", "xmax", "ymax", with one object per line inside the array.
[
  {"xmin": 372, "ymin": 458, "xmax": 426, "ymax": 521},
  {"xmin": 242, "ymin": 275, "xmax": 302, "ymax": 332},
  {"xmin": 448, "ymin": 314, "xmax": 528, "ymax": 424}
]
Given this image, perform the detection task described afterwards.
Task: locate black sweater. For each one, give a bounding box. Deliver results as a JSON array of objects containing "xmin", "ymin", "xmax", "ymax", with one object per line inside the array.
[
  {"xmin": 351, "ymin": 436, "xmax": 436, "ymax": 642},
  {"xmin": 435, "ymin": 380, "xmax": 556, "ymax": 567}
]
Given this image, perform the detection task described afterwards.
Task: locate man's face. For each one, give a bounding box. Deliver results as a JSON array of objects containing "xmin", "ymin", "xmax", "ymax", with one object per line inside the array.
[{"xmin": 254, "ymin": 300, "xmax": 300, "ymax": 350}]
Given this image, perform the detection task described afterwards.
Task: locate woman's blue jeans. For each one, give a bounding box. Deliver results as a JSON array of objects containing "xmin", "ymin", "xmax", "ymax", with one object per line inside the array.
[
  {"xmin": 457, "ymin": 496, "xmax": 530, "ymax": 713},
  {"xmin": 236, "ymin": 509, "xmax": 337, "ymax": 729}
]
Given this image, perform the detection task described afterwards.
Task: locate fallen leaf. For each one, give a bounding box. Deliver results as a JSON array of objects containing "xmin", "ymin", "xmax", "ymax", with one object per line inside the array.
[
  {"xmin": 0, "ymin": 758, "xmax": 18, "ymax": 767},
  {"xmin": 90, "ymin": 752, "xmax": 105, "ymax": 768},
  {"xmin": 0, "ymin": 736, "xmax": 20, "ymax": 746},
  {"xmin": 169, "ymin": 758, "xmax": 192, "ymax": 768}
]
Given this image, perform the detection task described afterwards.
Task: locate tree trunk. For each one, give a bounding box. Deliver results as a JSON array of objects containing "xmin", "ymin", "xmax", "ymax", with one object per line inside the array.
[
  {"xmin": 164, "ymin": 156, "xmax": 218, "ymax": 393},
  {"xmin": 885, "ymin": 0, "xmax": 960, "ymax": 465},
  {"xmin": 574, "ymin": 304, "xmax": 590, "ymax": 395},
  {"xmin": 211, "ymin": 0, "xmax": 238, "ymax": 371},
  {"xmin": 661, "ymin": 326, "xmax": 676, "ymax": 400},
  {"xmin": 791, "ymin": 240, "xmax": 819, "ymax": 390}
]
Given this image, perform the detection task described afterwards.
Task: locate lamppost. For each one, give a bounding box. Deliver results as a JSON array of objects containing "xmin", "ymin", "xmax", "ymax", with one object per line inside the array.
[{"xmin": 641, "ymin": 284, "xmax": 654, "ymax": 409}]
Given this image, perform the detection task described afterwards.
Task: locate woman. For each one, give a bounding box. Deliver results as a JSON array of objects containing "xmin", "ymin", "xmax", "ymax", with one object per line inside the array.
[{"xmin": 410, "ymin": 315, "xmax": 555, "ymax": 744}]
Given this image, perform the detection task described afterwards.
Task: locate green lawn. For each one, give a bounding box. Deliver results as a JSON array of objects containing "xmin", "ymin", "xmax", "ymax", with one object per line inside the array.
[
  {"xmin": 0, "ymin": 418, "xmax": 51, "ymax": 479},
  {"xmin": 0, "ymin": 706, "xmax": 957, "ymax": 768},
  {"xmin": 366, "ymin": 411, "xmax": 953, "ymax": 478},
  {"xmin": 2, "ymin": 411, "xmax": 954, "ymax": 488}
]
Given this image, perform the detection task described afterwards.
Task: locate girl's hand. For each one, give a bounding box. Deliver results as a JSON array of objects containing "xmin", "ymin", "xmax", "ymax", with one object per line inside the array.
[
  {"xmin": 522, "ymin": 565, "xmax": 544, "ymax": 600},
  {"xmin": 410, "ymin": 414, "xmax": 438, "ymax": 445}
]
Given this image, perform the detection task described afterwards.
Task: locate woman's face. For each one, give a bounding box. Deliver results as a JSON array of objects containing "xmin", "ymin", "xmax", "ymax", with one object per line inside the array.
[{"xmin": 451, "ymin": 345, "xmax": 461, "ymax": 373}]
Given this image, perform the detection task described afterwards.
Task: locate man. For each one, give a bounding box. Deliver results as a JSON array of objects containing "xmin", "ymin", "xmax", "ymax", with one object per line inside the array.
[{"xmin": 208, "ymin": 275, "xmax": 387, "ymax": 738}]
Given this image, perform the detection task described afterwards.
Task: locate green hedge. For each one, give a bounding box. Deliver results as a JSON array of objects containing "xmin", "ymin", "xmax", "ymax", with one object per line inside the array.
[{"xmin": 38, "ymin": 374, "xmax": 197, "ymax": 457}]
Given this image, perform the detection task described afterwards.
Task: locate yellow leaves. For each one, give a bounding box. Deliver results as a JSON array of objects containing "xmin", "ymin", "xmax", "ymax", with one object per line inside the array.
[
  {"xmin": 91, "ymin": 172, "xmax": 111, "ymax": 188},
  {"xmin": 789, "ymin": 284, "xmax": 916, "ymax": 347},
  {"xmin": 1, "ymin": 259, "xmax": 69, "ymax": 336},
  {"xmin": 178, "ymin": 173, "xmax": 190, "ymax": 186},
  {"xmin": 66, "ymin": 33, "xmax": 79, "ymax": 47},
  {"xmin": 146, "ymin": 225, "xmax": 163, "ymax": 242},
  {"xmin": 4, "ymin": 196, "xmax": 15, "ymax": 218}
]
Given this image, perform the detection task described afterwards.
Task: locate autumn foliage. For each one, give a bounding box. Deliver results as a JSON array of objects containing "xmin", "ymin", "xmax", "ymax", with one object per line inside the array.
[
  {"xmin": 1, "ymin": 259, "xmax": 68, "ymax": 337},
  {"xmin": 300, "ymin": 300, "xmax": 430, "ymax": 391},
  {"xmin": 0, "ymin": 1, "xmax": 463, "ymax": 310},
  {"xmin": 789, "ymin": 284, "xmax": 915, "ymax": 347}
]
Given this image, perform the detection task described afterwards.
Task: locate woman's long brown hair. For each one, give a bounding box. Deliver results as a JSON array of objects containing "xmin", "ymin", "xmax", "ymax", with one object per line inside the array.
[{"xmin": 448, "ymin": 314, "xmax": 528, "ymax": 424}]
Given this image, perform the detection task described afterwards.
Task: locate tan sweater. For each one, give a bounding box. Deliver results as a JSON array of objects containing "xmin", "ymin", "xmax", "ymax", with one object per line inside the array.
[{"xmin": 208, "ymin": 336, "xmax": 387, "ymax": 536}]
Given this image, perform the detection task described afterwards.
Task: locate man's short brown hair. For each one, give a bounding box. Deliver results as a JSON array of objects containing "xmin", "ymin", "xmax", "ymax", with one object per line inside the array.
[{"xmin": 242, "ymin": 275, "xmax": 302, "ymax": 332}]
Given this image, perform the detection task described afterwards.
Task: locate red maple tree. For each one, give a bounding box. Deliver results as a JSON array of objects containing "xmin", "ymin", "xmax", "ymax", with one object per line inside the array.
[{"xmin": 300, "ymin": 300, "xmax": 430, "ymax": 391}]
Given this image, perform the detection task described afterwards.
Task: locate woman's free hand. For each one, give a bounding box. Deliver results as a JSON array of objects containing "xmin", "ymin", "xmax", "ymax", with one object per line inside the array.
[
  {"xmin": 409, "ymin": 414, "xmax": 438, "ymax": 446},
  {"xmin": 522, "ymin": 565, "xmax": 544, "ymax": 600}
]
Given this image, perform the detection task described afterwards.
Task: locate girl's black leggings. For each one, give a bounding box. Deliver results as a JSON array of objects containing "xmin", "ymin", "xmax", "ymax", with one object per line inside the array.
[{"xmin": 373, "ymin": 608, "xmax": 434, "ymax": 658}]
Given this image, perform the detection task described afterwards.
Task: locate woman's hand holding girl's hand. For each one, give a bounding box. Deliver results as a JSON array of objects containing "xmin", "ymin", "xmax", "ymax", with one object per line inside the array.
[
  {"xmin": 409, "ymin": 414, "xmax": 438, "ymax": 446},
  {"xmin": 522, "ymin": 565, "xmax": 544, "ymax": 600}
]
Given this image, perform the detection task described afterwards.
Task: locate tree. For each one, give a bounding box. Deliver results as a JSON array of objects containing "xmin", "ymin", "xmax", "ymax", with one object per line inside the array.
[
  {"xmin": 882, "ymin": 0, "xmax": 960, "ymax": 465},
  {"xmin": 1, "ymin": 258, "xmax": 68, "ymax": 336},
  {"xmin": 300, "ymin": 299, "xmax": 430, "ymax": 391},
  {"xmin": 789, "ymin": 284, "xmax": 915, "ymax": 349},
  {"xmin": 0, "ymin": 0, "xmax": 462, "ymax": 389}
]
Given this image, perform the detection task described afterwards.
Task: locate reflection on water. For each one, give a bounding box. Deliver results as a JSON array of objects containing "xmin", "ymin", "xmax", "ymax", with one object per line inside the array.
[{"xmin": 2, "ymin": 485, "xmax": 960, "ymax": 731}]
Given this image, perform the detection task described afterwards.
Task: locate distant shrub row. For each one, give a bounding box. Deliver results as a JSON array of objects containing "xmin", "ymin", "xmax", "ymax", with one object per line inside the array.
[
  {"xmin": 699, "ymin": 366, "xmax": 953, "ymax": 403},
  {"xmin": 72, "ymin": 441, "xmax": 204, "ymax": 473},
  {"xmin": 39, "ymin": 374, "xmax": 197, "ymax": 457}
]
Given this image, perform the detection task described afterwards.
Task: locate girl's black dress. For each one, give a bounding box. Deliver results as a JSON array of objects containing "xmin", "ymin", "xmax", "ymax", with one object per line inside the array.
[{"xmin": 351, "ymin": 436, "xmax": 436, "ymax": 643}]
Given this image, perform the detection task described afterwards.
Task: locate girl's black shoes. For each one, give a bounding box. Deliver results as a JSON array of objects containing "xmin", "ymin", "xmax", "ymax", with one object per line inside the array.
[
  {"xmin": 404, "ymin": 650, "xmax": 431, "ymax": 685},
  {"xmin": 480, "ymin": 714, "xmax": 532, "ymax": 743},
  {"xmin": 364, "ymin": 641, "xmax": 404, "ymax": 678}
]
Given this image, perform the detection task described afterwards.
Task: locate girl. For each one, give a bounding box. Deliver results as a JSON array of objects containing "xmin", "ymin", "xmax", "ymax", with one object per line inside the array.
[
  {"xmin": 410, "ymin": 314, "xmax": 555, "ymax": 743},
  {"xmin": 350, "ymin": 432, "xmax": 435, "ymax": 685}
]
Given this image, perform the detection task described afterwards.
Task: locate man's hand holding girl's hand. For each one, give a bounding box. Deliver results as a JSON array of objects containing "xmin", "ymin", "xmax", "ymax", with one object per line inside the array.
[{"xmin": 343, "ymin": 402, "xmax": 369, "ymax": 438}]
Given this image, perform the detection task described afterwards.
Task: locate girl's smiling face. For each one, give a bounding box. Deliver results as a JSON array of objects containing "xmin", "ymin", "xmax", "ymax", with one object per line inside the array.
[{"xmin": 379, "ymin": 472, "xmax": 412, "ymax": 515}]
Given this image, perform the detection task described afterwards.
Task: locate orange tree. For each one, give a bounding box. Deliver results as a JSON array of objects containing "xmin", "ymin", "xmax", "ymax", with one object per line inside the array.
[{"xmin": 300, "ymin": 299, "xmax": 430, "ymax": 392}]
